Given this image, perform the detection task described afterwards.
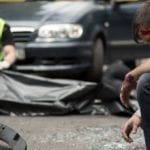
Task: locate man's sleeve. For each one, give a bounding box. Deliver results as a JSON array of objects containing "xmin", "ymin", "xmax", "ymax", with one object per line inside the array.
[{"xmin": 2, "ymin": 24, "xmax": 15, "ymax": 46}]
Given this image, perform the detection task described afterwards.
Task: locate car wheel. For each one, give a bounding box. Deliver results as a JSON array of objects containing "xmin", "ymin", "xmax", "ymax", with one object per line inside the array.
[{"xmin": 86, "ymin": 38, "xmax": 104, "ymax": 82}]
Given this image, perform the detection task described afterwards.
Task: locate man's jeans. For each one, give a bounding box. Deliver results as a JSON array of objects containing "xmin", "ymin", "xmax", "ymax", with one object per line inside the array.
[{"xmin": 137, "ymin": 73, "xmax": 150, "ymax": 150}]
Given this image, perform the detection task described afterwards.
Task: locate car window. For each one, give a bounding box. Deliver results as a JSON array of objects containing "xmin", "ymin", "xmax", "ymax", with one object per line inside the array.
[
  {"xmin": 0, "ymin": 0, "xmax": 144, "ymax": 3},
  {"xmin": 0, "ymin": 0, "xmax": 84, "ymax": 1},
  {"xmin": 26, "ymin": 0, "xmax": 83, "ymax": 1},
  {"xmin": 94, "ymin": 0, "xmax": 145, "ymax": 3},
  {"xmin": 0, "ymin": 0, "xmax": 25, "ymax": 1}
]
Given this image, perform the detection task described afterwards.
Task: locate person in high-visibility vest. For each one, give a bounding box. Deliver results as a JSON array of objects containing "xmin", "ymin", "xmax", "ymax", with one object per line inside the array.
[{"xmin": 0, "ymin": 18, "xmax": 16, "ymax": 70}]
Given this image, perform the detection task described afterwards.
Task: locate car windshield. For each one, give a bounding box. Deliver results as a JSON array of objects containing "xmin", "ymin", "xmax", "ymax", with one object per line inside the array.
[
  {"xmin": 0, "ymin": 0, "xmax": 103, "ymax": 2},
  {"xmin": 0, "ymin": 0, "xmax": 84, "ymax": 1},
  {"xmin": 0, "ymin": 0, "xmax": 143, "ymax": 2}
]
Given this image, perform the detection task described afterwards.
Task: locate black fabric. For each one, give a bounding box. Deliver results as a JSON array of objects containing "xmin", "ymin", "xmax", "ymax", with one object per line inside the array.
[
  {"xmin": 0, "ymin": 70, "xmax": 97, "ymax": 115},
  {"xmin": 99, "ymin": 60, "xmax": 137, "ymax": 116},
  {"xmin": 2, "ymin": 24, "xmax": 14, "ymax": 46},
  {"xmin": 101, "ymin": 60, "xmax": 131, "ymax": 101}
]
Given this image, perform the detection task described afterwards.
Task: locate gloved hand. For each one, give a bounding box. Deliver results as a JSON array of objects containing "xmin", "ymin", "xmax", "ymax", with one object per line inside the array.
[{"xmin": 0, "ymin": 61, "xmax": 11, "ymax": 70}]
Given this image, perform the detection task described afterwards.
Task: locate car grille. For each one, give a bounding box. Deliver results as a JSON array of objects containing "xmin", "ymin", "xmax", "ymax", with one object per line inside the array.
[
  {"xmin": 12, "ymin": 31, "xmax": 32, "ymax": 42},
  {"xmin": 11, "ymin": 27, "xmax": 35, "ymax": 43}
]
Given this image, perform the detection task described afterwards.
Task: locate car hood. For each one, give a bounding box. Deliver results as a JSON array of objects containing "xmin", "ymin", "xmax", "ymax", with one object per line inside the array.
[{"xmin": 0, "ymin": 1, "xmax": 95, "ymax": 28}]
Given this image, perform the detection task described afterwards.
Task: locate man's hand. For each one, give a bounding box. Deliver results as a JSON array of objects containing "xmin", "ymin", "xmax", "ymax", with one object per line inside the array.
[
  {"xmin": 120, "ymin": 73, "xmax": 137, "ymax": 108},
  {"xmin": 0, "ymin": 61, "xmax": 10, "ymax": 70},
  {"xmin": 121, "ymin": 114, "xmax": 141, "ymax": 143}
]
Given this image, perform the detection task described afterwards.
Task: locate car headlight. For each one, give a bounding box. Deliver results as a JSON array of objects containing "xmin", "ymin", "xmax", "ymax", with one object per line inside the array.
[{"xmin": 36, "ymin": 24, "xmax": 83, "ymax": 42}]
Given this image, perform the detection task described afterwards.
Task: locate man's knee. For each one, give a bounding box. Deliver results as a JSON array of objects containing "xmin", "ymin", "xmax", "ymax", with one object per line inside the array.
[
  {"xmin": 136, "ymin": 73, "xmax": 150, "ymax": 123},
  {"xmin": 136, "ymin": 73, "xmax": 150, "ymax": 102}
]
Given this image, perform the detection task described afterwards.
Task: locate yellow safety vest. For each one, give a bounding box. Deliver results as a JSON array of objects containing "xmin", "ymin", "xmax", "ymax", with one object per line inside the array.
[{"xmin": 0, "ymin": 18, "xmax": 5, "ymax": 61}]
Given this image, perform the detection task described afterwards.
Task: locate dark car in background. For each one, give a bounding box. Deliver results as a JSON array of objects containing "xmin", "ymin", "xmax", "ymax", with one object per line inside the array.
[{"xmin": 0, "ymin": 0, "xmax": 148, "ymax": 81}]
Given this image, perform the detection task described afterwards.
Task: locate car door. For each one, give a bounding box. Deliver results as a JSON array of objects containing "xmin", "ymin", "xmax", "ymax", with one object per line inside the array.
[
  {"xmin": 105, "ymin": 1, "xmax": 148, "ymax": 61},
  {"xmin": 107, "ymin": 1, "xmax": 142, "ymax": 44}
]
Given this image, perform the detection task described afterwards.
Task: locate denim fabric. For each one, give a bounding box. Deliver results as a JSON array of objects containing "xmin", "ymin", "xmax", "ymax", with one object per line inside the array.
[{"xmin": 137, "ymin": 73, "xmax": 150, "ymax": 150}]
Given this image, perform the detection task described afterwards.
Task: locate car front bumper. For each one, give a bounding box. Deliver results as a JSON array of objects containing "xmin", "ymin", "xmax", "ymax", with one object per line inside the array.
[{"xmin": 13, "ymin": 41, "xmax": 93, "ymax": 73}]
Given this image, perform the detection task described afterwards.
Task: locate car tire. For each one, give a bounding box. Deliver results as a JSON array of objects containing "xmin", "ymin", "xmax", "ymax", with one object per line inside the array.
[{"xmin": 86, "ymin": 38, "xmax": 104, "ymax": 82}]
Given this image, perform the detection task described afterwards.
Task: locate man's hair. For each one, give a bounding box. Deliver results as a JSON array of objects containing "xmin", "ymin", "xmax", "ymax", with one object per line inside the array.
[{"xmin": 133, "ymin": 1, "xmax": 150, "ymax": 43}]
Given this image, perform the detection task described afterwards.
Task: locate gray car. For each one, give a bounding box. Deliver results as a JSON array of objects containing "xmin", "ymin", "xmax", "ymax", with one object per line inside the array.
[{"xmin": 0, "ymin": 0, "xmax": 147, "ymax": 81}]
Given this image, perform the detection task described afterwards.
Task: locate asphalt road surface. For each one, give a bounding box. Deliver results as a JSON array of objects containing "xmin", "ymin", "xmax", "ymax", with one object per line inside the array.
[{"xmin": 0, "ymin": 115, "xmax": 145, "ymax": 150}]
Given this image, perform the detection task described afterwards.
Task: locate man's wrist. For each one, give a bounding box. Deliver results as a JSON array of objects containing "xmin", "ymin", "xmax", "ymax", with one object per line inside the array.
[{"xmin": 134, "ymin": 109, "xmax": 141, "ymax": 118}]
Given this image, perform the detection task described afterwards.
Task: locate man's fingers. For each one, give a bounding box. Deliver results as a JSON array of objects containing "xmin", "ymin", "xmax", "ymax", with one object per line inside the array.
[
  {"xmin": 120, "ymin": 80, "xmax": 133, "ymax": 107},
  {"xmin": 120, "ymin": 93, "xmax": 129, "ymax": 108},
  {"xmin": 132, "ymin": 124, "xmax": 138, "ymax": 134},
  {"xmin": 121, "ymin": 124, "xmax": 133, "ymax": 143}
]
